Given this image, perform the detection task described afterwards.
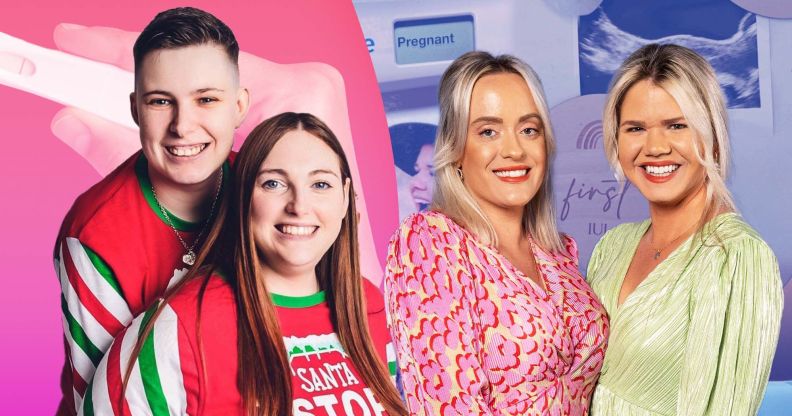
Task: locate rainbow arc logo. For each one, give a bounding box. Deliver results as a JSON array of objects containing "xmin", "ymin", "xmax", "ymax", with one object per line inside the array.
[{"xmin": 576, "ymin": 120, "xmax": 603, "ymax": 150}]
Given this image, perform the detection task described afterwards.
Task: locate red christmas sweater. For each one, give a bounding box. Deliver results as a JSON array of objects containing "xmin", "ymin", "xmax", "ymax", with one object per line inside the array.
[
  {"xmin": 80, "ymin": 274, "xmax": 398, "ymax": 415},
  {"xmin": 55, "ymin": 151, "xmax": 229, "ymax": 414}
]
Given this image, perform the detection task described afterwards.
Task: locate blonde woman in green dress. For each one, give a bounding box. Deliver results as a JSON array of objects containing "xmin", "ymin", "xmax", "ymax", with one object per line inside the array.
[{"xmin": 588, "ymin": 43, "xmax": 783, "ymax": 415}]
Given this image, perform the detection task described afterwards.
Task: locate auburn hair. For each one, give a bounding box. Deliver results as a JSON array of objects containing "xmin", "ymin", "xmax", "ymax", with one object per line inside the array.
[{"xmin": 124, "ymin": 113, "xmax": 406, "ymax": 415}]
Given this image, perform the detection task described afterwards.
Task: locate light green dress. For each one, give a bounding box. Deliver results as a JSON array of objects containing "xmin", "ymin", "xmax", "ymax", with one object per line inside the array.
[{"xmin": 588, "ymin": 213, "xmax": 783, "ymax": 416}]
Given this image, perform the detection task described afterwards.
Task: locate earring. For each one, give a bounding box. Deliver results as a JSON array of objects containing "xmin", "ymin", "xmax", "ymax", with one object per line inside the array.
[{"xmin": 456, "ymin": 167, "xmax": 464, "ymax": 182}]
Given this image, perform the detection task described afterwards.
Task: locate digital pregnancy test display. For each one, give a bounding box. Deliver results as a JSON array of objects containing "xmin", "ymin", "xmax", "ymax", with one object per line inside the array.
[{"xmin": 393, "ymin": 15, "xmax": 475, "ymax": 65}]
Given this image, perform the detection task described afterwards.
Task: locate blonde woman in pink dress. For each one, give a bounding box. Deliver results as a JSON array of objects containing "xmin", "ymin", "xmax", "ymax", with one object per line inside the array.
[{"xmin": 385, "ymin": 51, "xmax": 610, "ymax": 415}]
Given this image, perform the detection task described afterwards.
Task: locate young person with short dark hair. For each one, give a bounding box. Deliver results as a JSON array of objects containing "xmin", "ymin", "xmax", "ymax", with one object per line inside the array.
[{"xmin": 54, "ymin": 8, "xmax": 249, "ymax": 414}]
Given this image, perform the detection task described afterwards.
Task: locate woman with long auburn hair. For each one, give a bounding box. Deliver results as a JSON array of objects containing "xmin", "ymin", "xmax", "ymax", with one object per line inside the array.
[
  {"xmin": 385, "ymin": 51, "xmax": 609, "ymax": 414},
  {"xmin": 80, "ymin": 112, "xmax": 407, "ymax": 416}
]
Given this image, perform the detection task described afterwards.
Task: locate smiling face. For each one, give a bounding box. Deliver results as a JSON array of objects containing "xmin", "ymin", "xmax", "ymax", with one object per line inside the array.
[
  {"xmin": 460, "ymin": 72, "xmax": 547, "ymax": 216},
  {"xmin": 251, "ymin": 129, "xmax": 350, "ymax": 278},
  {"xmin": 618, "ymin": 79, "xmax": 707, "ymax": 207},
  {"xmin": 409, "ymin": 144, "xmax": 435, "ymax": 210},
  {"xmin": 132, "ymin": 44, "xmax": 248, "ymax": 188}
]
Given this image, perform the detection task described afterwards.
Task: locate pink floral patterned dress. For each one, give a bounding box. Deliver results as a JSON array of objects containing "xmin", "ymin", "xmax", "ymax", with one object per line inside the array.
[{"xmin": 385, "ymin": 211, "xmax": 609, "ymax": 415}]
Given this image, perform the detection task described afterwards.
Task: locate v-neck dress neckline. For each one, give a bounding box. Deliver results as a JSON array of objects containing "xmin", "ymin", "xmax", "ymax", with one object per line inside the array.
[
  {"xmin": 480, "ymin": 234, "xmax": 550, "ymax": 299},
  {"xmin": 586, "ymin": 212, "xmax": 783, "ymax": 416},
  {"xmin": 613, "ymin": 219, "xmax": 698, "ymax": 313},
  {"xmin": 385, "ymin": 211, "xmax": 610, "ymax": 414}
]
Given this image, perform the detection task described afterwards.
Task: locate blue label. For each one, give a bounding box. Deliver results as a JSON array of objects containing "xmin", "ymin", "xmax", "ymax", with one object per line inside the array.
[{"xmin": 393, "ymin": 15, "xmax": 475, "ymax": 65}]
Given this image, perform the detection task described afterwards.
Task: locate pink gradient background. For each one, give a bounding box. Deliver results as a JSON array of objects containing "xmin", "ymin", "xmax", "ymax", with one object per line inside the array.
[{"xmin": 0, "ymin": 1, "xmax": 397, "ymax": 413}]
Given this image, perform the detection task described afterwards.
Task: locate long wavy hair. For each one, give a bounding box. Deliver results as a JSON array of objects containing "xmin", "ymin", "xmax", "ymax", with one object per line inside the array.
[
  {"xmin": 432, "ymin": 51, "xmax": 563, "ymax": 252},
  {"xmin": 124, "ymin": 112, "xmax": 406, "ymax": 415}
]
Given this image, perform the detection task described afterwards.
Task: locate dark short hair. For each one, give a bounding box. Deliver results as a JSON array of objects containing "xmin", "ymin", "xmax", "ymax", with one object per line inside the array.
[{"xmin": 133, "ymin": 7, "xmax": 239, "ymax": 74}]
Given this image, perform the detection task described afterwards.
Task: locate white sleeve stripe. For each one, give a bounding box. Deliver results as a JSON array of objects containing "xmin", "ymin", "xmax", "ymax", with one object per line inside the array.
[
  {"xmin": 66, "ymin": 238, "xmax": 133, "ymax": 325},
  {"xmin": 154, "ymin": 305, "xmax": 188, "ymax": 415},
  {"xmin": 89, "ymin": 343, "xmax": 114, "ymax": 416},
  {"xmin": 73, "ymin": 388, "xmax": 83, "ymax": 416},
  {"xmin": 387, "ymin": 342, "xmax": 396, "ymax": 362},
  {"xmin": 166, "ymin": 267, "xmax": 189, "ymax": 291},
  {"xmin": 61, "ymin": 313, "xmax": 94, "ymax": 385},
  {"xmin": 59, "ymin": 245, "xmax": 114, "ymax": 354},
  {"xmin": 121, "ymin": 315, "xmax": 154, "ymax": 416},
  {"xmin": 76, "ymin": 392, "xmax": 85, "ymax": 416}
]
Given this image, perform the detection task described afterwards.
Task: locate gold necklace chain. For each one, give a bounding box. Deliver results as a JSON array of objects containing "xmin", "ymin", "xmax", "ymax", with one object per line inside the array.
[
  {"xmin": 649, "ymin": 222, "xmax": 696, "ymax": 261},
  {"xmin": 151, "ymin": 168, "xmax": 223, "ymax": 266}
]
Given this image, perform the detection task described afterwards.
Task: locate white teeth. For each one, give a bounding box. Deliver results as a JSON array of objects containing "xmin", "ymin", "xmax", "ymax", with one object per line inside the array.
[
  {"xmin": 280, "ymin": 225, "xmax": 317, "ymax": 236},
  {"xmin": 494, "ymin": 169, "xmax": 528, "ymax": 178},
  {"xmin": 167, "ymin": 144, "xmax": 206, "ymax": 157},
  {"xmin": 644, "ymin": 165, "xmax": 680, "ymax": 176}
]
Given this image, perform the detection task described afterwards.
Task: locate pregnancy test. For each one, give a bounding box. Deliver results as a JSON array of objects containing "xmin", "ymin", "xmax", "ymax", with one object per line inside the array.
[{"xmin": 0, "ymin": 31, "xmax": 136, "ymax": 129}]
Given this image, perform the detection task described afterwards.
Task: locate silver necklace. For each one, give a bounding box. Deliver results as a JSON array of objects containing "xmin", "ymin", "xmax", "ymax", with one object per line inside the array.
[{"xmin": 151, "ymin": 168, "xmax": 223, "ymax": 266}]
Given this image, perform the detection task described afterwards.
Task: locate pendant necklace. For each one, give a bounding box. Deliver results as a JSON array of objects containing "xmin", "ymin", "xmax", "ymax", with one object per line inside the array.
[
  {"xmin": 151, "ymin": 168, "xmax": 223, "ymax": 266},
  {"xmin": 649, "ymin": 222, "xmax": 696, "ymax": 261}
]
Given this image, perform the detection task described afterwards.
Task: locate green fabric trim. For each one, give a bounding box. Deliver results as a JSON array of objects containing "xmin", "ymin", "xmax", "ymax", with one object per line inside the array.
[
  {"xmin": 135, "ymin": 154, "xmax": 229, "ymax": 232},
  {"xmin": 388, "ymin": 361, "xmax": 397, "ymax": 376},
  {"xmin": 137, "ymin": 306, "xmax": 170, "ymax": 416},
  {"xmin": 271, "ymin": 290, "xmax": 326, "ymax": 308},
  {"xmin": 213, "ymin": 267, "xmax": 229, "ymax": 281},
  {"xmin": 61, "ymin": 295, "xmax": 103, "ymax": 366},
  {"xmin": 82, "ymin": 381, "xmax": 95, "ymax": 416},
  {"xmin": 82, "ymin": 245, "xmax": 125, "ymax": 300}
]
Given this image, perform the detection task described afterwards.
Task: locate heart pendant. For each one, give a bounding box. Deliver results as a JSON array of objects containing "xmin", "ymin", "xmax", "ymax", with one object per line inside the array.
[{"xmin": 183, "ymin": 251, "xmax": 196, "ymax": 266}]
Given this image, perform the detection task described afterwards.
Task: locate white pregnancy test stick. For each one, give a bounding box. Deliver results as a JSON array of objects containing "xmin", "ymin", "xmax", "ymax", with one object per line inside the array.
[{"xmin": 0, "ymin": 32, "xmax": 136, "ymax": 129}]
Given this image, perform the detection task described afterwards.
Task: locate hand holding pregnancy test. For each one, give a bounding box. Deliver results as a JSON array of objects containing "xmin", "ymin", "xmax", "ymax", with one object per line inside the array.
[
  {"xmin": 0, "ymin": 29, "xmax": 140, "ymax": 174},
  {"xmin": 0, "ymin": 30, "xmax": 136, "ymax": 128},
  {"xmin": 1, "ymin": 23, "xmax": 384, "ymax": 281},
  {"xmin": 1, "ymin": 25, "xmax": 359, "ymax": 175}
]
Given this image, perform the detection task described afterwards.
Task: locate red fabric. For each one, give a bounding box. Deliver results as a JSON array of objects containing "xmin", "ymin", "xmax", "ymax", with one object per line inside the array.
[
  {"xmin": 138, "ymin": 275, "xmax": 393, "ymax": 415},
  {"xmin": 56, "ymin": 151, "xmax": 235, "ymax": 412}
]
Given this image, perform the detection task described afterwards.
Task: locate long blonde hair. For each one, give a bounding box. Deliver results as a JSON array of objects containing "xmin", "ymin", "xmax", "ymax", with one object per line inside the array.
[
  {"xmin": 432, "ymin": 51, "xmax": 563, "ymax": 252},
  {"xmin": 602, "ymin": 44, "xmax": 736, "ymax": 228}
]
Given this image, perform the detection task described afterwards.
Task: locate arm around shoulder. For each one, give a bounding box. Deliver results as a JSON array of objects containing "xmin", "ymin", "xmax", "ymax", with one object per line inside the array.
[{"xmin": 79, "ymin": 300, "xmax": 200, "ymax": 415}]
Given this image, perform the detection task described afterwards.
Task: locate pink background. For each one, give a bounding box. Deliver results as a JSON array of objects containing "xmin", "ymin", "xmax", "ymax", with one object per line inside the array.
[{"xmin": 0, "ymin": 1, "xmax": 397, "ymax": 412}]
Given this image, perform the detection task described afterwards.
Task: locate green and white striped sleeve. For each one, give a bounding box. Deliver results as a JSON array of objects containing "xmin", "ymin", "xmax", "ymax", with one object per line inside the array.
[
  {"xmin": 56, "ymin": 237, "xmax": 133, "ymax": 410},
  {"xmin": 79, "ymin": 301, "xmax": 195, "ymax": 416}
]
